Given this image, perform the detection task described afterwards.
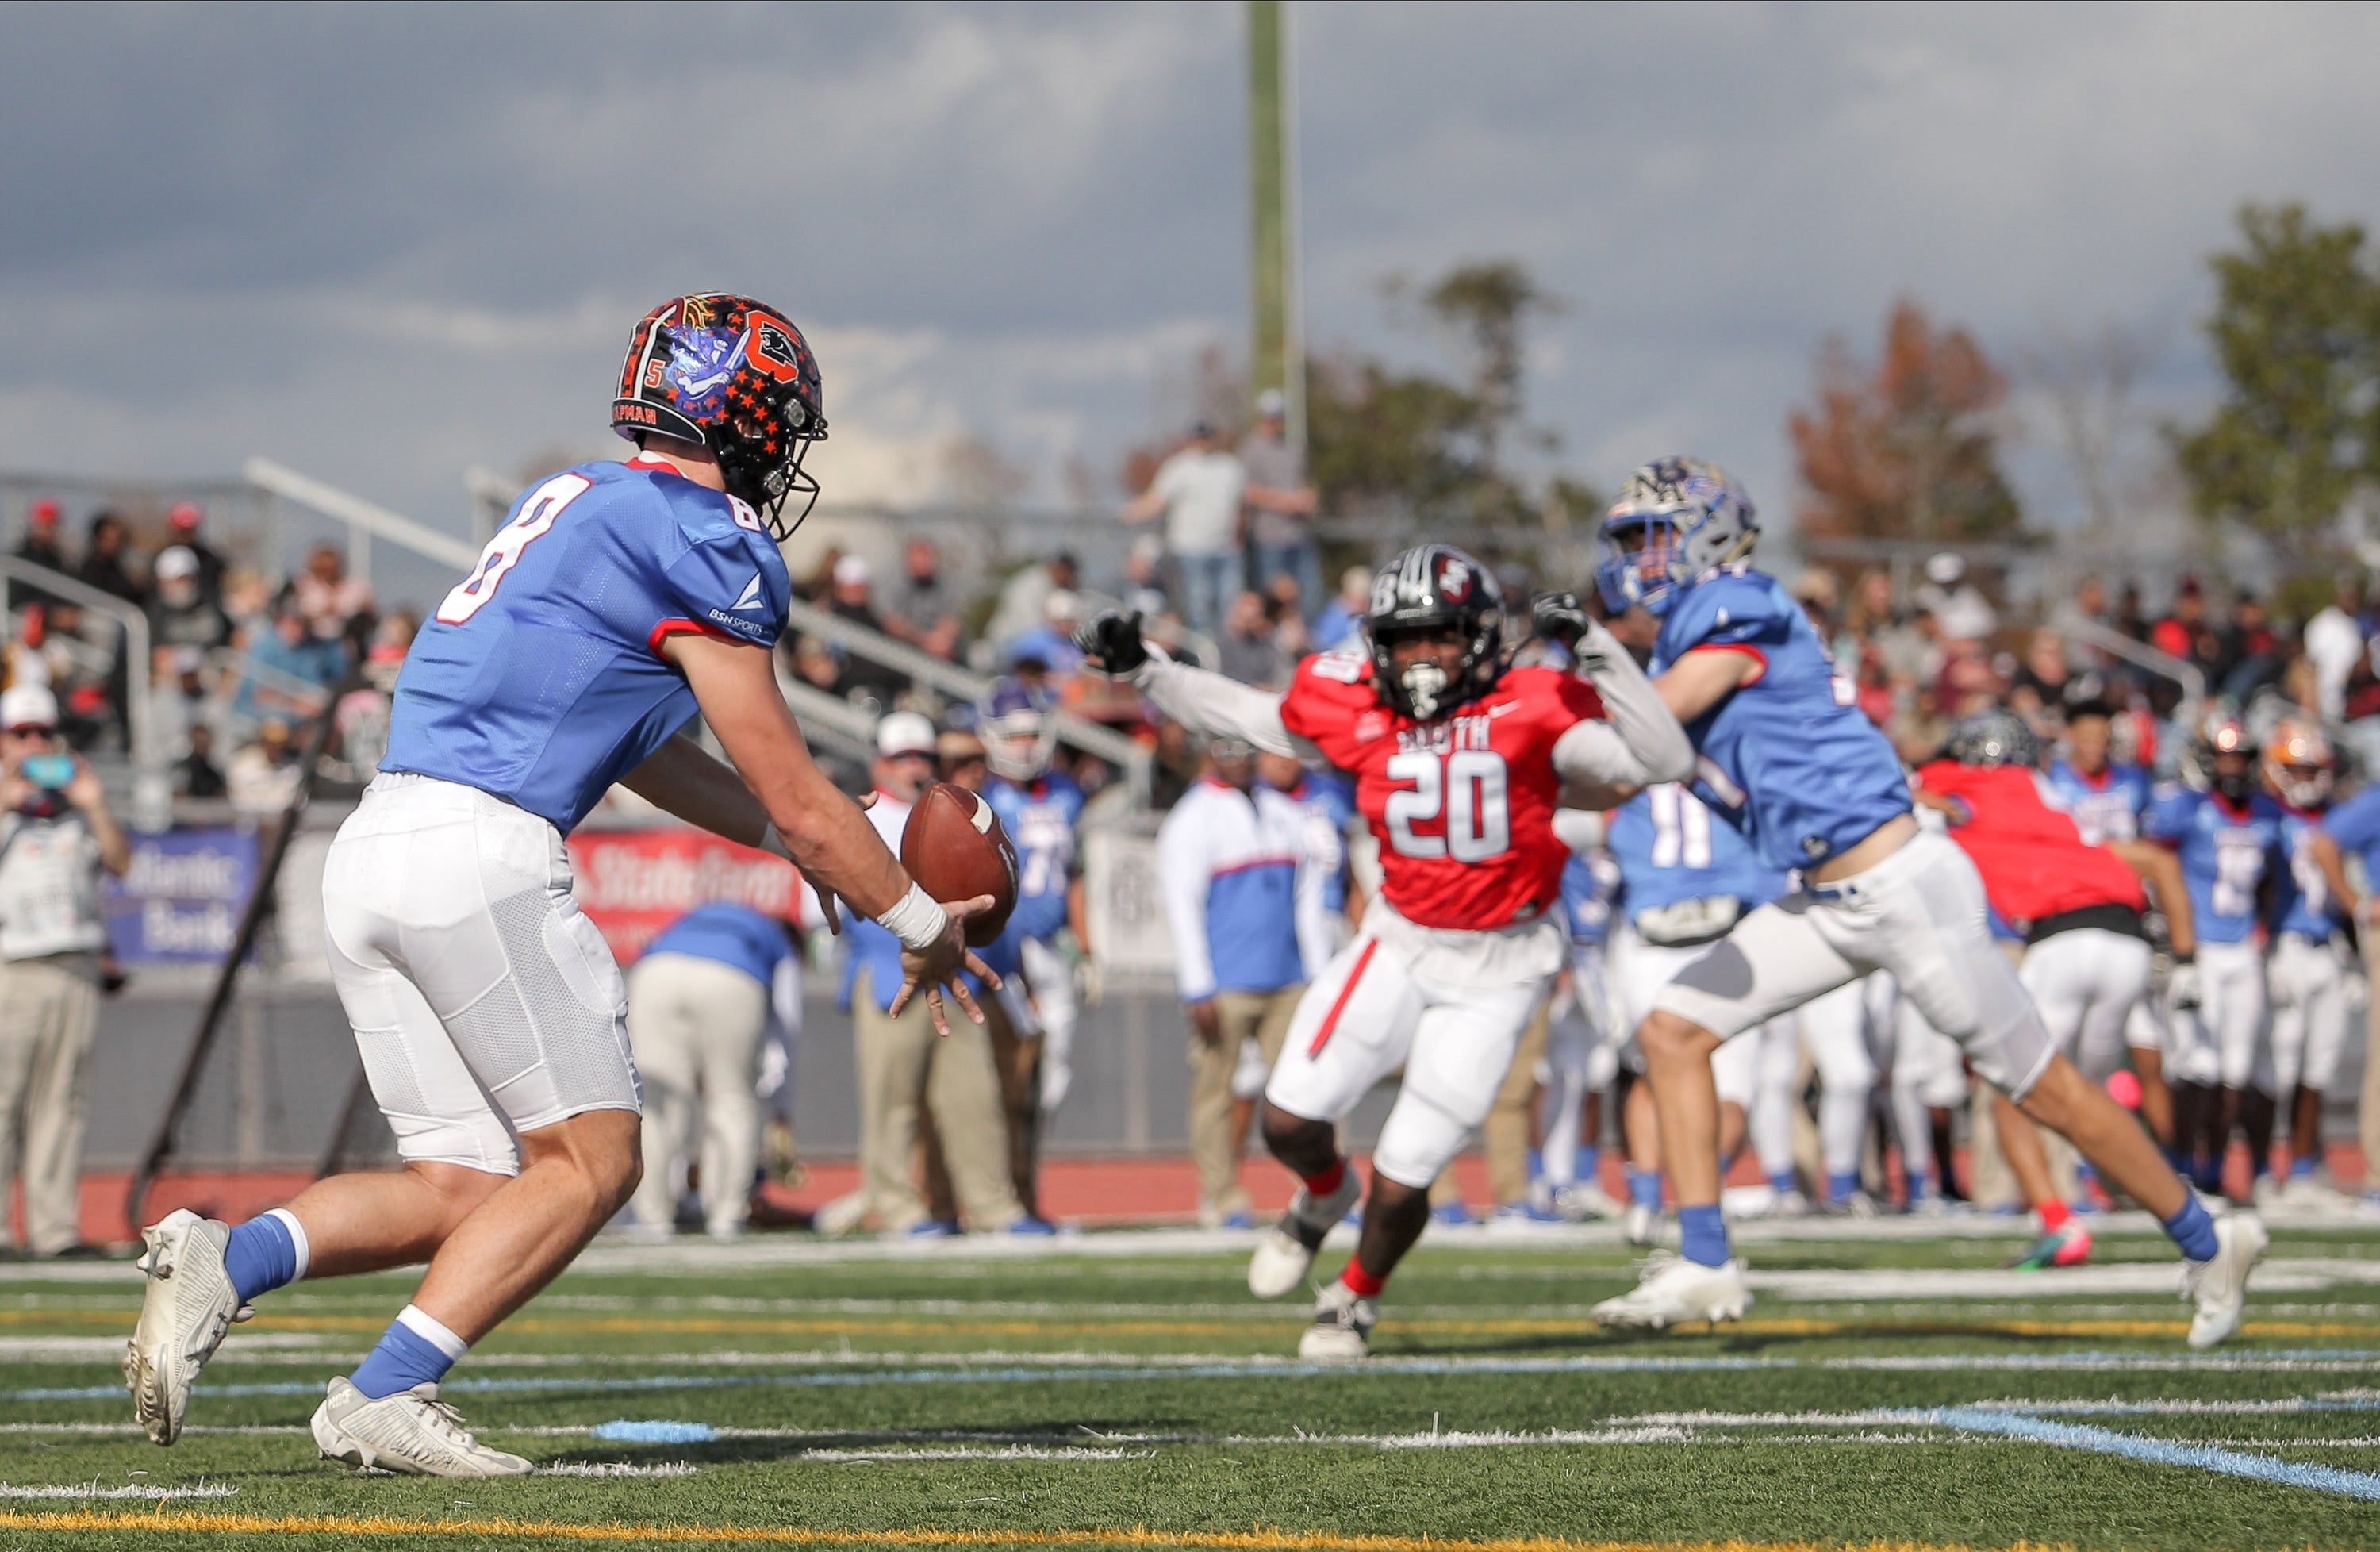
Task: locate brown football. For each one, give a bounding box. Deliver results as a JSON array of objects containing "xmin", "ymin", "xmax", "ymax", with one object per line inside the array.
[{"xmin": 899, "ymin": 782, "xmax": 1019, "ymax": 947}]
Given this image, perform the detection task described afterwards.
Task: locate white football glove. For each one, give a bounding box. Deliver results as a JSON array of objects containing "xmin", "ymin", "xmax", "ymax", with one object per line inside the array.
[{"xmin": 2166, "ymin": 960, "xmax": 2203, "ymax": 1013}]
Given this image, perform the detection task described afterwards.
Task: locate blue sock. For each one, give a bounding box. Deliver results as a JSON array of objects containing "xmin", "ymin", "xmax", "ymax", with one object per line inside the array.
[
  {"xmin": 1678, "ymin": 1204, "xmax": 1731, "ymax": 1267},
  {"xmin": 1577, "ymin": 1144, "xmax": 1601, "ymax": 1183},
  {"xmin": 223, "ymin": 1210, "xmax": 306, "ymax": 1306},
  {"xmin": 2293, "ymin": 1154, "xmax": 2317, "ymax": 1179},
  {"xmin": 2160, "ymin": 1194, "xmax": 2220, "ymax": 1262},
  {"xmin": 348, "ymin": 1306, "xmax": 467, "ymax": 1400},
  {"xmin": 2163, "ymin": 1145, "xmax": 2188, "ymax": 1174},
  {"xmin": 1526, "ymin": 1149, "xmax": 1543, "ymax": 1182},
  {"xmin": 1768, "ymin": 1170, "xmax": 1796, "ymax": 1197},
  {"xmin": 1906, "ymin": 1174, "xmax": 1934, "ymax": 1204},
  {"xmin": 1626, "ymin": 1168, "xmax": 1663, "ymax": 1211},
  {"xmin": 1826, "ymin": 1170, "xmax": 1860, "ymax": 1203}
]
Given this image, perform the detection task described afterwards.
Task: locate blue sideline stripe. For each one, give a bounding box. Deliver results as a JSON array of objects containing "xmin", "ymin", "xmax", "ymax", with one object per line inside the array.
[
  {"xmin": 12, "ymin": 1348, "xmax": 2378, "ymax": 1405},
  {"xmin": 1926, "ymin": 1407, "xmax": 2380, "ymax": 1501}
]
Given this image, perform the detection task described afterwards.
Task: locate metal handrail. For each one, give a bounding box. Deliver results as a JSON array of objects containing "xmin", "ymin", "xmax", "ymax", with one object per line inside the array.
[
  {"xmin": 775, "ymin": 672, "xmax": 881, "ymax": 766},
  {"xmin": 783, "ymin": 597, "xmax": 1151, "ymax": 799},
  {"xmin": 2060, "ymin": 618, "xmax": 2206, "ymax": 704},
  {"xmin": 244, "ymin": 457, "xmax": 482, "ymax": 579},
  {"xmin": 0, "ymin": 557, "xmax": 154, "ymax": 770}
]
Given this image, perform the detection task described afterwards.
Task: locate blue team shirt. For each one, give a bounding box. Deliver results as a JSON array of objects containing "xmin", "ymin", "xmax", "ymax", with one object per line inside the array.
[
  {"xmin": 2042, "ymin": 759, "xmax": 2152, "ymax": 846},
  {"xmin": 382, "ymin": 459, "xmax": 793, "ymax": 832},
  {"xmin": 2324, "ymin": 786, "xmax": 2380, "ymax": 886},
  {"xmin": 1652, "ymin": 567, "xmax": 1913, "ymax": 873},
  {"xmin": 1559, "ymin": 848, "xmax": 1621, "ymax": 946},
  {"xmin": 1284, "ymin": 771, "xmax": 1357, "ymax": 914},
  {"xmin": 1607, "ymin": 782, "xmax": 1790, "ymax": 925},
  {"xmin": 644, "ymin": 902, "xmax": 796, "ymax": 987},
  {"xmin": 985, "ymin": 772, "xmax": 1085, "ymax": 945},
  {"xmin": 2271, "ymin": 805, "xmax": 2343, "ymax": 941},
  {"xmin": 2142, "ymin": 784, "xmax": 2287, "ymax": 945}
]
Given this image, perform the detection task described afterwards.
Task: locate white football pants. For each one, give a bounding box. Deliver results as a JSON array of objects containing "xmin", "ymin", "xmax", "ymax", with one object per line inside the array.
[
  {"xmin": 2269, "ymin": 931, "xmax": 2354, "ymax": 1094},
  {"xmin": 2173, "ymin": 938, "xmax": 2270, "ymax": 1092},
  {"xmin": 2019, "ymin": 927, "xmax": 2152, "ymax": 1083},
  {"xmin": 626, "ymin": 951, "xmax": 765, "ymax": 1237}
]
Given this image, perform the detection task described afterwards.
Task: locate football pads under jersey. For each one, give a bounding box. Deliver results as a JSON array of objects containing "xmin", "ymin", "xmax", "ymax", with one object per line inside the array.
[{"xmin": 1278, "ymin": 653, "xmax": 1603, "ymax": 931}]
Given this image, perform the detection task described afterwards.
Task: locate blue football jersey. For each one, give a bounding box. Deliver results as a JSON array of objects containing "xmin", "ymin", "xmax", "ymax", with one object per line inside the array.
[
  {"xmin": 1607, "ymin": 782, "xmax": 1791, "ymax": 924},
  {"xmin": 2271, "ymin": 805, "xmax": 2343, "ymax": 939},
  {"xmin": 382, "ymin": 459, "xmax": 791, "ymax": 832},
  {"xmin": 985, "ymin": 773, "xmax": 1085, "ymax": 944},
  {"xmin": 1651, "ymin": 567, "xmax": 1913, "ymax": 873},
  {"xmin": 2323, "ymin": 786, "xmax": 2380, "ymax": 884},
  {"xmin": 2141, "ymin": 784, "xmax": 2287, "ymax": 945},
  {"xmin": 2042, "ymin": 759, "xmax": 2151, "ymax": 846},
  {"xmin": 1559, "ymin": 847, "xmax": 1621, "ymax": 946},
  {"xmin": 644, "ymin": 902, "xmax": 796, "ymax": 987}
]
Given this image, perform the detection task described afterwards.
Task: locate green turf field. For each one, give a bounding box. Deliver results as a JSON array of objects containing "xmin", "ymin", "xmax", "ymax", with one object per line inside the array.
[{"xmin": 8, "ymin": 1212, "xmax": 2380, "ymax": 1550}]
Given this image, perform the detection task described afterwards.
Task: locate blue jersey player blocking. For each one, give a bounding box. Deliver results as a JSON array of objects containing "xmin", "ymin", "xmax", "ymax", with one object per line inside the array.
[
  {"xmin": 124, "ymin": 294, "xmax": 998, "ymax": 1477},
  {"xmin": 1577, "ymin": 457, "xmax": 2263, "ymax": 1344}
]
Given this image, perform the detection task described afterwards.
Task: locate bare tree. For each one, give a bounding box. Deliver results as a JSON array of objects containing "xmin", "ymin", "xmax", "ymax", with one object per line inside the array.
[{"xmin": 2021, "ymin": 319, "xmax": 2158, "ymax": 540}]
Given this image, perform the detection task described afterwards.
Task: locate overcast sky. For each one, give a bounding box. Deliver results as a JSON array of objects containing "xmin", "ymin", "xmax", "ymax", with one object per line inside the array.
[{"xmin": 4, "ymin": 1, "xmax": 2378, "ymax": 555}]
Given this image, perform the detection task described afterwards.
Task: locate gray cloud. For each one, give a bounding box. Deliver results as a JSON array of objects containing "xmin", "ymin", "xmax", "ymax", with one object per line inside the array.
[{"xmin": 3, "ymin": 1, "xmax": 2377, "ymax": 575}]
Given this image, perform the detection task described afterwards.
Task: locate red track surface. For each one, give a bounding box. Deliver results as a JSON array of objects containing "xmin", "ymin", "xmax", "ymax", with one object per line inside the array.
[{"xmin": 48, "ymin": 1141, "xmax": 2367, "ymax": 1246}]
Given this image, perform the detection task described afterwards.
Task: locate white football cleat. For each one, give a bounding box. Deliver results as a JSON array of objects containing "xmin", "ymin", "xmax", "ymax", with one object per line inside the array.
[
  {"xmin": 122, "ymin": 1209, "xmax": 250, "ymax": 1445},
  {"xmin": 1550, "ymin": 1182, "xmax": 1622, "ymax": 1222},
  {"xmin": 1623, "ymin": 1201, "xmax": 1663, "ymax": 1247},
  {"xmin": 1249, "ymin": 1167, "xmax": 1361, "ymax": 1300},
  {"xmin": 312, "ymin": 1377, "xmax": 532, "ymax": 1477},
  {"xmin": 2183, "ymin": 1211, "xmax": 2268, "ymax": 1350},
  {"xmin": 1591, "ymin": 1250, "xmax": 1752, "ymax": 1331},
  {"xmin": 1298, "ymin": 1280, "xmax": 1376, "ymax": 1362}
]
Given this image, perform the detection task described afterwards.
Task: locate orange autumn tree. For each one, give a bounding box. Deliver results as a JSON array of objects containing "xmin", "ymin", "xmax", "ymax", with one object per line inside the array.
[{"xmin": 1789, "ymin": 298, "xmax": 2023, "ymax": 543}]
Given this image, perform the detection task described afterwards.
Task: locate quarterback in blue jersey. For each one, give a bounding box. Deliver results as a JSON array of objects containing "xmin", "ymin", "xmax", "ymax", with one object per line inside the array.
[
  {"xmin": 2142, "ymin": 714, "xmax": 2288, "ymax": 1197},
  {"xmin": 1579, "ymin": 456, "xmax": 2263, "ymax": 1344},
  {"xmin": 124, "ymin": 294, "xmax": 996, "ymax": 1477}
]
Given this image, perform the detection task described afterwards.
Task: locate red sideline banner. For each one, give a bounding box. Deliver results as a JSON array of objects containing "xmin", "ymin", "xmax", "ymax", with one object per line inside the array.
[{"xmin": 566, "ymin": 828, "xmax": 800, "ymax": 965}]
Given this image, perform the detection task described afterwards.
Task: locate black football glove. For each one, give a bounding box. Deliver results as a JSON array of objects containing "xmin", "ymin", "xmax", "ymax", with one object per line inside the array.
[
  {"xmin": 1073, "ymin": 609, "xmax": 1150, "ymax": 676},
  {"xmin": 1530, "ymin": 590, "xmax": 1591, "ymax": 650}
]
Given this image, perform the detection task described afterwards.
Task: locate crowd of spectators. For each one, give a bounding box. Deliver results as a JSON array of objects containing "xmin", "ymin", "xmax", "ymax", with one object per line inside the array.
[{"xmin": 2, "ymin": 498, "xmax": 412, "ymax": 814}]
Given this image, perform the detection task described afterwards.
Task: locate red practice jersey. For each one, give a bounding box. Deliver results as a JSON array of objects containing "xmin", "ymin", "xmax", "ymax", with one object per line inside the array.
[
  {"xmin": 1280, "ymin": 651, "xmax": 1605, "ymax": 931},
  {"xmin": 1914, "ymin": 760, "xmax": 2147, "ymax": 929}
]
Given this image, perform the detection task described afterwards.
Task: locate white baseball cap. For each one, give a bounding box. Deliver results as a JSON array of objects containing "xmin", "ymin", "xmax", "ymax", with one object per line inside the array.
[
  {"xmin": 875, "ymin": 710, "xmax": 938, "ymax": 759},
  {"xmin": 833, "ymin": 555, "xmax": 873, "ymax": 588},
  {"xmin": 1, "ymin": 683, "xmax": 59, "ymax": 732},
  {"xmin": 155, "ymin": 545, "xmax": 200, "ymax": 582},
  {"xmin": 1254, "ymin": 387, "xmax": 1287, "ymax": 418}
]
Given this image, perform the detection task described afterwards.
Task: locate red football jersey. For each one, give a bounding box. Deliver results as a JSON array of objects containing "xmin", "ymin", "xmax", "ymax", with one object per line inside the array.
[
  {"xmin": 1280, "ymin": 651, "xmax": 1605, "ymax": 931},
  {"xmin": 1914, "ymin": 760, "xmax": 2147, "ymax": 928}
]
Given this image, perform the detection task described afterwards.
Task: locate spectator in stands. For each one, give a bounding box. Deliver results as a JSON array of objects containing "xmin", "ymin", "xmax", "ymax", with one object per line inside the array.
[
  {"xmin": 823, "ymin": 555, "xmax": 908, "ymax": 709},
  {"xmin": 176, "ymin": 722, "xmax": 228, "ymax": 801},
  {"xmin": 884, "ymin": 537, "xmax": 961, "ymax": 651},
  {"xmin": 1216, "ymin": 589, "xmax": 1284, "ymax": 688},
  {"xmin": 2305, "ymin": 578, "xmax": 2367, "ymax": 724},
  {"xmin": 985, "ymin": 551, "xmax": 1081, "ymax": 653},
  {"xmin": 937, "ymin": 727, "xmax": 988, "ymax": 790},
  {"xmin": 8, "ymin": 499, "xmax": 70, "ymax": 611},
  {"xmin": 1916, "ymin": 551, "xmax": 1994, "ymax": 643},
  {"xmin": 1241, "ymin": 388, "xmax": 1319, "ymax": 618},
  {"xmin": 840, "ymin": 712, "xmax": 1033, "ymax": 1235},
  {"xmin": 0, "ymin": 681, "xmax": 129, "ymax": 1258},
  {"xmin": 238, "ymin": 596, "xmax": 342, "ymax": 724},
  {"xmin": 150, "ymin": 646, "xmax": 221, "ymax": 761},
  {"xmin": 1125, "ymin": 423, "xmax": 1245, "ymax": 640},
  {"xmin": 1001, "ymin": 590, "xmax": 1085, "ymax": 676},
  {"xmin": 1122, "ymin": 533, "xmax": 1171, "ymax": 621},
  {"xmin": 2050, "ymin": 574, "xmax": 2113, "ymax": 671},
  {"xmin": 146, "ymin": 547, "xmax": 231, "ymax": 656},
  {"xmin": 1310, "ymin": 565, "xmax": 1372, "ymax": 653},
  {"xmin": 228, "ymin": 716, "xmax": 305, "ymax": 816},
  {"xmin": 294, "ymin": 544, "xmax": 371, "ymax": 643},
  {"xmin": 2007, "ymin": 628, "xmax": 2072, "ymax": 732},
  {"xmin": 1264, "ymin": 574, "xmax": 1310, "ymax": 664},
  {"xmin": 164, "ymin": 502, "xmax": 226, "ymax": 606},
  {"xmin": 75, "ymin": 513, "xmax": 144, "ymax": 606},
  {"xmin": 1157, "ymin": 734, "xmax": 1311, "ymax": 1228},
  {"xmin": 2223, "ymin": 589, "xmax": 2283, "ymax": 701},
  {"xmin": 791, "ymin": 635, "xmax": 843, "ymax": 697},
  {"xmin": 2152, "ymin": 576, "xmax": 2214, "ymax": 665}
]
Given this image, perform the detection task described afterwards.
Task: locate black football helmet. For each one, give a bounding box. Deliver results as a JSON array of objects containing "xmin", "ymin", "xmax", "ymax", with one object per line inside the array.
[
  {"xmin": 1947, "ymin": 709, "xmax": 2040, "ymax": 769},
  {"xmin": 613, "ymin": 293, "xmax": 828, "ymax": 539},
  {"xmin": 1365, "ymin": 544, "xmax": 1507, "ymax": 721}
]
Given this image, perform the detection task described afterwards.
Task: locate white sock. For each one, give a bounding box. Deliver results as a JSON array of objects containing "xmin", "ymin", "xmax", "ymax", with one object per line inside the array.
[
  {"xmin": 1820, "ymin": 1086, "xmax": 1871, "ymax": 1178},
  {"xmin": 393, "ymin": 1304, "xmax": 470, "ymax": 1361}
]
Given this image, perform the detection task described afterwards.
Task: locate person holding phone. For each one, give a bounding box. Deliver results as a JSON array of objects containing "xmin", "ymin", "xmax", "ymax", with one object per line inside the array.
[{"xmin": 0, "ymin": 682, "xmax": 129, "ymax": 1257}]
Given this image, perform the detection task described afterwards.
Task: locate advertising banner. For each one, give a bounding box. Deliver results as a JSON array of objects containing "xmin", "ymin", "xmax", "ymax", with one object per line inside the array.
[
  {"xmin": 104, "ymin": 828, "xmax": 258, "ymax": 964},
  {"xmin": 566, "ymin": 828, "xmax": 801, "ymax": 964}
]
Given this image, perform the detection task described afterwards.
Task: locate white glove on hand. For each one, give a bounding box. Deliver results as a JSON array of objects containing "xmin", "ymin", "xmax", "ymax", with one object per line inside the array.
[{"xmin": 2166, "ymin": 961, "xmax": 2203, "ymax": 1014}]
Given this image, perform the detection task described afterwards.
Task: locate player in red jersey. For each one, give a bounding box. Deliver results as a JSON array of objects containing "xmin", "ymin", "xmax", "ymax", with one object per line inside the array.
[
  {"xmin": 1076, "ymin": 545, "xmax": 1693, "ymax": 1358},
  {"xmin": 1914, "ymin": 709, "xmax": 2198, "ymax": 1269}
]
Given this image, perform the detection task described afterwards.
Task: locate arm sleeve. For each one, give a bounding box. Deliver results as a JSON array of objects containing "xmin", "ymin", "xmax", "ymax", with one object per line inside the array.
[
  {"xmin": 1156, "ymin": 809, "xmax": 1219, "ymax": 1002},
  {"xmin": 2141, "ymin": 793, "xmax": 2189, "ymax": 845},
  {"xmin": 655, "ymin": 528, "xmax": 787, "ymax": 651},
  {"xmin": 2325, "ymin": 793, "xmax": 2380, "ymax": 853},
  {"xmin": 1292, "ymin": 808, "xmax": 1339, "ymax": 980},
  {"xmin": 1550, "ymin": 807, "xmax": 1607, "ymax": 853},
  {"xmin": 1134, "ymin": 657, "xmax": 1322, "ymax": 760},
  {"xmin": 1569, "ymin": 622, "xmax": 1696, "ymax": 783}
]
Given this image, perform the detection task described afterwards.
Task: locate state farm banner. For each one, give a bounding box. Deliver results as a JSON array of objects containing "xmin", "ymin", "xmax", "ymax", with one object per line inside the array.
[
  {"xmin": 566, "ymin": 828, "xmax": 800, "ymax": 964},
  {"xmin": 105, "ymin": 828, "xmax": 258, "ymax": 964}
]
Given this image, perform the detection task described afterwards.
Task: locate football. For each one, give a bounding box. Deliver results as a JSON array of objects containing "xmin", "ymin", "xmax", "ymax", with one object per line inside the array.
[{"xmin": 898, "ymin": 782, "xmax": 1019, "ymax": 947}]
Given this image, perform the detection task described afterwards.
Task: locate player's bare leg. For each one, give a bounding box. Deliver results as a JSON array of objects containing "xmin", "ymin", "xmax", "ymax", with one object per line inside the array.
[
  {"xmin": 1248, "ymin": 1102, "xmax": 1361, "ymax": 1299},
  {"xmin": 2132, "ymin": 1046, "xmax": 2175, "ymax": 1150},
  {"xmin": 1618, "ymin": 1066, "xmax": 1668, "ymax": 1243},
  {"xmin": 1993, "ymin": 1095, "xmax": 2090, "ymax": 1269},
  {"xmin": 2223, "ymin": 1084, "xmax": 2278, "ymax": 1200},
  {"xmin": 1301, "ymin": 1174, "xmax": 1433, "ymax": 1359},
  {"xmin": 1592, "ymin": 1010, "xmax": 1751, "ymax": 1331}
]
